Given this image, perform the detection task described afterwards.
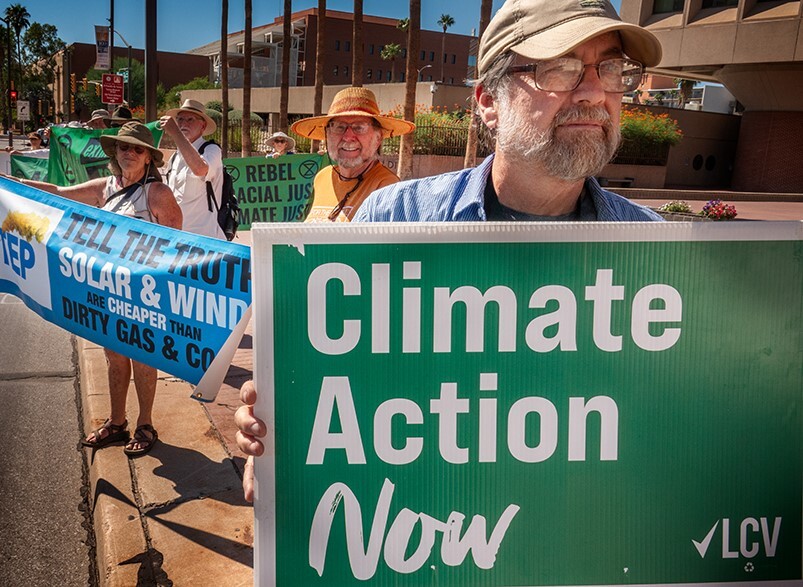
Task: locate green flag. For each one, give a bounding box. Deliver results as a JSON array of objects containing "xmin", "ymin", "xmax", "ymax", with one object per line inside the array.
[
  {"xmin": 47, "ymin": 122, "xmax": 164, "ymax": 186},
  {"xmin": 10, "ymin": 153, "xmax": 49, "ymax": 182}
]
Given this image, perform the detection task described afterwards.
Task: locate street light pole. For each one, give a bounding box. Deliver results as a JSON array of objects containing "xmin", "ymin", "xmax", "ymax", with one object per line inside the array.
[
  {"xmin": 417, "ymin": 64, "xmax": 432, "ymax": 81},
  {"xmin": 107, "ymin": 22, "xmax": 133, "ymax": 106}
]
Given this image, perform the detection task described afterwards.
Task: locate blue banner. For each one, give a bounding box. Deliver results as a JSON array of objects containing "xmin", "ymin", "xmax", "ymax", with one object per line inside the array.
[{"xmin": 0, "ymin": 177, "xmax": 251, "ymax": 401}]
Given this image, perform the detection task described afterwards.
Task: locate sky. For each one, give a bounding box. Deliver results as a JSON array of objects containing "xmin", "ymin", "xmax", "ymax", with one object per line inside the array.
[{"xmin": 12, "ymin": 0, "xmax": 622, "ymax": 54}]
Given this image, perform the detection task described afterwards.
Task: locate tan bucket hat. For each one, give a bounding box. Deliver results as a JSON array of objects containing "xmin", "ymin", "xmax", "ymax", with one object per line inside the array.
[
  {"xmin": 291, "ymin": 87, "xmax": 415, "ymax": 141},
  {"xmin": 266, "ymin": 131, "xmax": 296, "ymax": 151},
  {"xmin": 165, "ymin": 99, "xmax": 217, "ymax": 135},
  {"xmin": 478, "ymin": 0, "xmax": 662, "ymax": 75},
  {"xmin": 88, "ymin": 109, "xmax": 111, "ymax": 124},
  {"xmin": 100, "ymin": 121, "xmax": 164, "ymax": 167}
]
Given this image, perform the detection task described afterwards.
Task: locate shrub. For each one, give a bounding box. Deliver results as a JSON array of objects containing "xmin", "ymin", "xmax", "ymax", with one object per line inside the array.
[
  {"xmin": 620, "ymin": 107, "xmax": 683, "ymax": 148},
  {"xmin": 659, "ymin": 200, "xmax": 692, "ymax": 213},
  {"xmin": 699, "ymin": 199, "xmax": 737, "ymax": 220}
]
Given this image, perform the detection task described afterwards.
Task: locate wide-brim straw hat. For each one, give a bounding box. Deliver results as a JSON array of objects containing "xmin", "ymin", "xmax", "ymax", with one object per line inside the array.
[
  {"xmin": 291, "ymin": 87, "xmax": 415, "ymax": 141},
  {"xmin": 266, "ymin": 131, "xmax": 296, "ymax": 151},
  {"xmin": 478, "ymin": 0, "xmax": 662, "ymax": 75},
  {"xmin": 100, "ymin": 121, "xmax": 164, "ymax": 167},
  {"xmin": 89, "ymin": 109, "xmax": 111, "ymax": 124},
  {"xmin": 165, "ymin": 98, "xmax": 217, "ymax": 135}
]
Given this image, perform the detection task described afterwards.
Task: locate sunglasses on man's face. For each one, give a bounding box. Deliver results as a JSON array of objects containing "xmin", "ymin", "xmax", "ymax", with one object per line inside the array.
[{"xmin": 118, "ymin": 143, "xmax": 146, "ymax": 154}]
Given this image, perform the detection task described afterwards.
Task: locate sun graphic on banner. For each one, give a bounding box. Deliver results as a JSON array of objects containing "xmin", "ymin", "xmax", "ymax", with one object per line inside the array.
[{"xmin": 1, "ymin": 210, "xmax": 51, "ymax": 243}]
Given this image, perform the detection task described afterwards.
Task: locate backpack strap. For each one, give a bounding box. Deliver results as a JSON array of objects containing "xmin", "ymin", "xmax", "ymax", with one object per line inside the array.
[
  {"xmin": 106, "ymin": 175, "xmax": 158, "ymax": 206},
  {"xmin": 197, "ymin": 140, "xmax": 219, "ymax": 213}
]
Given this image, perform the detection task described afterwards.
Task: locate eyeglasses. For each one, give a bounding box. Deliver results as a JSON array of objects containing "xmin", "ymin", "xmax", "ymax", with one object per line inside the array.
[
  {"xmin": 506, "ymin": 58, "xmax": 643, "ymax": 93},
  {"xmin": 273, "ymin": 138, "xmax": 286, "ymax": 143},
  {"xmin": 326, "ymin": 121, "xmax": 377, "ymax": 136},
  {"xmin": 118, "ymin": 143, "xmax": 146, "ymax": 154}
]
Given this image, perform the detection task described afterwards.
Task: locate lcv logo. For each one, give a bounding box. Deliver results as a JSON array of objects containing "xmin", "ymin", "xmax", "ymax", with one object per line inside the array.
[{"xmin": 693, "ymin": 517, "xmax": 781, "ymax": 559}]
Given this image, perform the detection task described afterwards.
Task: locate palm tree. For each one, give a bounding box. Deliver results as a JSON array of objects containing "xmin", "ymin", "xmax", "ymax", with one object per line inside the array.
[
  {"xmin": 312, "ymin": 0, "xmax": 326, "ymax": 153},
  {"xmin": 380, "ymin": 43, "xmax": 402, "ymax": 83},
  {"xmin": 398, "ymin": 0, "xmax": 420, "ymax": 180},
  {"xmin": 220, "ymin": 0, "xmax": 229, "ymax": 155},
  {"xmin": 242, "ymin": 0, "xmax": 252, "ymax": 156},
  {"xmin": 675, "ymin": 77, "xmax": 695, "ymax": 109},
  {"xmin": 4, "ymin": 4, "xmax": 30, "ymax": 89},
  {"xmin": 436, "ymin": 13, "xmax": 454, "ymax": 83},
  {"xmin": 352, "ymin": 0, "xmax": 363, "ymax": 86},
  {"xmin": 397, "ymin": 18, "xmax": 409, "ymax": 32},
  {"xmin": 463, "ymin": 0, "xmax": 492, "ymax": 168},
  {"xmin": 279, "ymin": 0, "xmax": 292, "ymax": 132}
]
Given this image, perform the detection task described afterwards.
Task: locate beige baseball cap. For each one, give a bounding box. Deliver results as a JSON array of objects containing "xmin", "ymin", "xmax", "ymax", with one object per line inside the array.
[{"xmin": 478, "ymin": 0, "xmax": 662, "ymax": 75}]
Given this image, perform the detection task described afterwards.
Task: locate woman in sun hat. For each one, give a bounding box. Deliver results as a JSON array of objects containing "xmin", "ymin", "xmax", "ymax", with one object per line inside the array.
[
  {"xmin": 290, "ymin": 86, "xmax": 415, "ymax": 222},
  {"xmin": 4, "ymin": 121, "xmax": 181, "ymax": 458},
  {"xmin": 265, "ymin": 131, "xmax": 296, "ymax": 158}
]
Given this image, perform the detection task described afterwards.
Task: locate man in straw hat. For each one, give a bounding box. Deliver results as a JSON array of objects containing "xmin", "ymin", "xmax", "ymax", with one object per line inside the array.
[
  {"xmin": 354, "ymin": 0, "xmax": 663, "ymax": 223},
  {"xmin": 86, "ymin": 108, "xmax": 111, "ymax": 130},
  {"xmin": 233, "ymin": 0, "xmax": 665, "ymax": 502},
  {"xmin": 265, "ymin": 131, "xmax": 296, "ymax": 158},
  {"xmin": 2, "ymin": 121, "xmax": 181, "ymax": 458},
  {"xmin": 159, "ymin": 98, "xmax": 226, "ymax": 239},
  {"xmin": 291, "ymin": 87, "xmax": 414, "ymax": 222}
]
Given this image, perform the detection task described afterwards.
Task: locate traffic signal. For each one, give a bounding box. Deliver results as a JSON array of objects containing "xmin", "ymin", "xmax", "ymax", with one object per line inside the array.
[
  {"xmin": 82, "ymin": 77, "xmax": 88, "ymax": 91},
  {"xmin": 70, "ymin": 73, "xmax": 76, "ymax": 93},
  {"xmin": 9, "ymin": 89, "xmax": 17, "ymax": 103}
]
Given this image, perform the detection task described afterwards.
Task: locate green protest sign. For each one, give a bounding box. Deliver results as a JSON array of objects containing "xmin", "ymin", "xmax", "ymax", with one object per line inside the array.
[
  {"xmin": 10, "ymin": 153, "xmax": 48, "ymax": 181},
  {"xmin": 47, "ymin": 122, "xmax": 163, "ymax": 186},
  {"xmin": 251, "ymin": 222, "xmax": 802, "ymax": 587},
  {"xmin": 225, "ymin": 153, "xmax": 329, "ymax": 228}
]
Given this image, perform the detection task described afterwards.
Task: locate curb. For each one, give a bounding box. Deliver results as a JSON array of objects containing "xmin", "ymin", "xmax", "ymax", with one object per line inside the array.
[{"xmin": 78, "ymin": 338, "xmax": 254, "ymax": 586}]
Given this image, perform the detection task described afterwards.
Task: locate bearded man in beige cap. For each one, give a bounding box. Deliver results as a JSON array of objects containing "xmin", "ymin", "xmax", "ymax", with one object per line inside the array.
[
  {"xmin": 233, "ymin": 0, "xmax": 666, "ymax": 503},
  {"xmin": 291, "ymin": 87, "xmax": 414, "ymax": 222},
  {"xmin": 355, "ymin": 0, "xmax": 664, "ymax": 222},
  {"xmin": 158, "ymin": 99, "xmax": 226, "ymax": 239}
]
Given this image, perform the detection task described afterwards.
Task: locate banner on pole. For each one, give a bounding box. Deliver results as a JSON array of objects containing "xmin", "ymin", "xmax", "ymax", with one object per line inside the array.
[
  {"xmin": 94, "ymin": 25, "xmax": 110, "ymax": 71},
  {"xmin": 0, "ymin": 178, "xmax": 251, "ymax": 401},
  {"xmin": 10, "ymin": 153, "xmax": 49, "ymax": 182},
  {"xmin": 252, "ymin": 222, "xmax": 802, "ymax": 587}
]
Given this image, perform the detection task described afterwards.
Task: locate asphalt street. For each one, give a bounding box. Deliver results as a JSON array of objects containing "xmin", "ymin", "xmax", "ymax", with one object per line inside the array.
[{"xmin": 0, "ymin": 293, "xmax": 96, "ymax": 586}]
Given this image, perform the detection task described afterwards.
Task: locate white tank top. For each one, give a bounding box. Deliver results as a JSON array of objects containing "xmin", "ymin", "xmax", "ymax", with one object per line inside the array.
[{"xmin": 101, "ymin": 176, "xmax": 156, "ymax": 223}]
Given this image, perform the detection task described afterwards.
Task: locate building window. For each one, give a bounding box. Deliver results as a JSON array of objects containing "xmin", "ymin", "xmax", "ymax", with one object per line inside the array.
[
  {"xmin": 420, "ymin": 50, "xmax": 426, "ymax": 60},
  {"xmin": 367, "ymin": 69, "xmax": 372, "ymax": 79},
  {"xmin": 335, "ymin": 40, "xmax": 340, "ymax": 51},
  {"xmin": 402, "ymin": 48, "xmax": 407, "ymax": 58},
  {"xmin": 387, "ymin": 71, "xmax": 392, "ymax": 82},
  {"xmin": 400, "ymin": 72, "xmax": 405, "ymax": 82},
  {"xmin": 377, "ymin": 69, "xmax": 382, "ymax": 80},
  {"xmin": 345, "ymin": 41, "xmax": 351, "ymax": 51},
  {"xmin": 333, "ymin": 65, "xmax": 339, "ymax": 76},
  {"xmin": 430, "ymin": 51, "xmax": 435, "ymax": 61},
  {"xmin": 451, "ymin": 54, "xmax": 456, "ymax": 64},
  {"xmin": 369, "ymin": 44, "xmax": 374, "ymax": 55},
  {"xmin": 701, "ymin": 0, "xmax": 737, "ymax": 7},
  {"xmin": 343, "ymin": 65, "xmax": 349, "ymax": 78},
  {"xmin": 468, "ymin": 55, "xmax": 477, "ymax": 67},
  {"xmin": 449, "ymin": 77, "xmax": 454, "ymax": 84},
  {"xmin": 654, "ymin": 0, "xmax": 684, "ymax": 12}
]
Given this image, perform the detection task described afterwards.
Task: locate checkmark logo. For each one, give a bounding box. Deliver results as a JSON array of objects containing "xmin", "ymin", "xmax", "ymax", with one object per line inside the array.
[{"xmin": 693, "ymin": 521, "xmax": 719, "ymax": 558}]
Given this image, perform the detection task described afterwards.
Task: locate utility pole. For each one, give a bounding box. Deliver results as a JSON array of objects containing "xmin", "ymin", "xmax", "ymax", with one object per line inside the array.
[{"xmin": 145, "ymin": 0, "xmax": 157, "ymax": 120}]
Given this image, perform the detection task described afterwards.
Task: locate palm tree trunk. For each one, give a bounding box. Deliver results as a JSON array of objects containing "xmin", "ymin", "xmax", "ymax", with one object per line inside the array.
[
  {"xmin": 242, "ymin": 0, "xmax": 252, "ymax": 157},
  {"xmin": 463, "ymin": 0, "xmax": 492, "ymax": 168},
  {"xmin": 221, "ymin": 0, "xmax": 229, "ymax": 155},
  {"xmin": 352, "ymin": 0, "xmax": 363, "ymax": 87},
  {"xmin": 440, "ymin": 28, "xmax": 446, "ymax": 83},
  {"xmin": 312, "ymin": 0, "xmax": 326, "ymax": 153},
  {"xmin": 398, "ymin": 0, "xmax": 420, "ymax": 180},
  {"xmin": 279, "ymin": 0, "xmax": 292, "ymax": 132}
]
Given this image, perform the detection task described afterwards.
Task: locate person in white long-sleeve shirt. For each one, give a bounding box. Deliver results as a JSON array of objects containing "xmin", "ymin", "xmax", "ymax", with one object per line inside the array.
[{"xmin": 158, "ymin": 99, "xmax": 226, "ymax": 239}]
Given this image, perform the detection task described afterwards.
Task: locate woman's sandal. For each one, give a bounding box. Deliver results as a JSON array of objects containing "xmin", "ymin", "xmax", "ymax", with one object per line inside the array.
[
  {"xmin": 123, "ymin": 424, "xmax": 158, "ymax": 458},
  {"xmin": 81, "ymin": 419, "xmax": 129, "ymax": 448}
]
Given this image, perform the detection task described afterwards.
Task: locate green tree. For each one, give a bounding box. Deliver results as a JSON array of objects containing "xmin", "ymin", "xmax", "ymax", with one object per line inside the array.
[
  {"xmin": 380, "ymin": 42, "xmax": 402, "ymax": 82},
  {"xmin": 161, "ymin": 76, "xmax": 217, "ymax": 110},
  {"xmin": 436, "ymin": 13, "xmax": 454, "ymax": 83},
  {"xmin": 4, "ymin": 3, "xmax": 30, "ymax": 92},
  {"xmin": 674, "ymin": 77, "xmax": 695, "ymax": 109}
]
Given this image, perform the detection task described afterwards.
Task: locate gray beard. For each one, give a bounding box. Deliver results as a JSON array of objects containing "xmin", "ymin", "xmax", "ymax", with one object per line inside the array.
[{"xmin": 496, "ymin": 103, "xmax": 621, "ymax": 181}]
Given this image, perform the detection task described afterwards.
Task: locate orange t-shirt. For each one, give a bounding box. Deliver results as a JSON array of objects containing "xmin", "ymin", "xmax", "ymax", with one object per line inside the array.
[{"xmin": 304, "ymin": 162, "xmax": 400, "ymax": 222}]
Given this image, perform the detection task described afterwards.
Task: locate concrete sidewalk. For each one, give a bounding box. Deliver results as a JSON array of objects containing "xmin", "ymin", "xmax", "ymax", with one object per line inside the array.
[{"xmin": 78, "ymin": 236, "xmax": 255, "ymax": 586}]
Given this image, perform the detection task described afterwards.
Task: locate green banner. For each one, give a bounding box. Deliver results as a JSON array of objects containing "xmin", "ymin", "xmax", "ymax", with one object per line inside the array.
[
  {"xmin": 252, "ymin": 222, "xmax": 802, "ymax": 587},
  {"xmin": 47, "ymin": 122, "xmax": 163, "ymax": 186},
  {"xmin": 10, "ymin": 153, "xmax": 48, "ymax": 181},
  {"xmin": 226, "ymin": 153, "xmax": 329, "ymax": 228}
]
